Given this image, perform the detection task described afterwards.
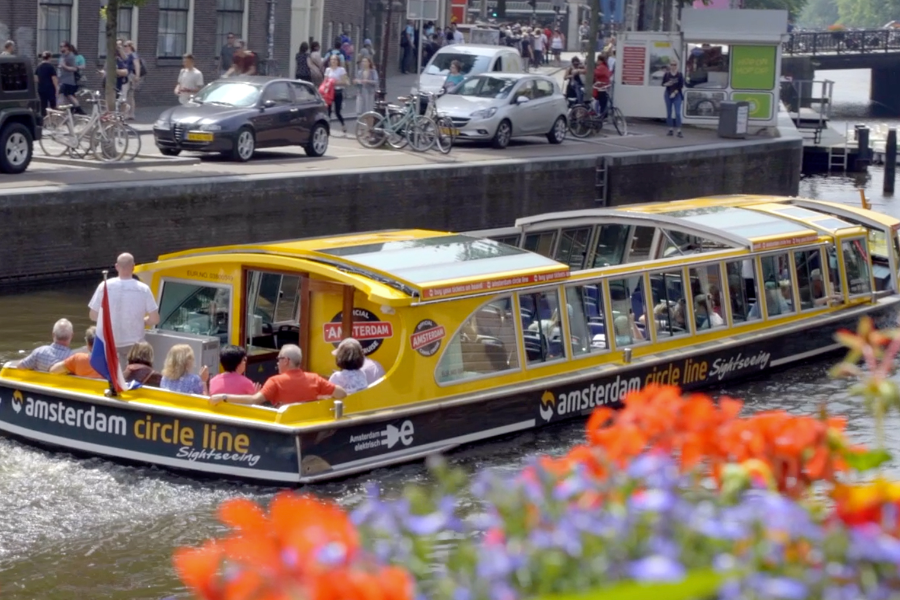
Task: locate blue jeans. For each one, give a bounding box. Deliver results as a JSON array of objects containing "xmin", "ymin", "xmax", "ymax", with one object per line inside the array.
[{"xmin": 665, "ymin": 93, "xmax": 682, "ymax": 129}]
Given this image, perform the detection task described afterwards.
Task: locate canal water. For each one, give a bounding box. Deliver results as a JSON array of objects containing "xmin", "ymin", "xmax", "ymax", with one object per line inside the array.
[{"xmin": 1, "ymin": 69, "xmax": 899, "ymax": 600}]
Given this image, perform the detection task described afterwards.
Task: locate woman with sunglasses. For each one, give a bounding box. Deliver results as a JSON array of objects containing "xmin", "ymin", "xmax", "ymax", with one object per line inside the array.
[{"xmin": 662, "ymin": 59, "xmax": 685, "ymax": 138}]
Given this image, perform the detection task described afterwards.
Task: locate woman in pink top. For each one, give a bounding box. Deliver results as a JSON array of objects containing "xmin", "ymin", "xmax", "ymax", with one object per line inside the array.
[{"xmin": 209, "ymin": 345, "xmax": 259, "ymax": 395}]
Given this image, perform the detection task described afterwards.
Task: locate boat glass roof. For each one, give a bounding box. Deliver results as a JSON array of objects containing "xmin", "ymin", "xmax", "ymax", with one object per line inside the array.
[
  {"xmin": 317, "ymin": 234, "xmax": 561, "ymax": 284},
  {"xmin": 669, "ymin": 207, "xmax": 813, "ymax": 240}
]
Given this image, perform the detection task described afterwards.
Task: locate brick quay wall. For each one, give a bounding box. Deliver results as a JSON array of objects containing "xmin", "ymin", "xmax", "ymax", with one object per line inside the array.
[{"xmin": 0, "ymin": 136, "xmax": 801, "ymax": 285}]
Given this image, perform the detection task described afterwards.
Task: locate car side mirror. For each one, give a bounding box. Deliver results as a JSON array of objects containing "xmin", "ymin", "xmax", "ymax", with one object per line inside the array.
[
  {"xmin": 516, "ymin": 95, "xmax": 530, "ymax": 104},
  {"xmin": 262, "ymin": 99, "xmax": 276, "ymax": 109}
]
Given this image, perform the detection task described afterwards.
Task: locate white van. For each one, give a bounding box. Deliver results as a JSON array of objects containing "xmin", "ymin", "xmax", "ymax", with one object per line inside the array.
[{"xmin": 414, "ymin": 44, "xmax": 525, "ymax": 96}]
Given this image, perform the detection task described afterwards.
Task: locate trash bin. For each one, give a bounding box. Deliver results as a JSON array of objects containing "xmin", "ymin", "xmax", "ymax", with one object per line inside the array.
[{"xmin": 717, "ymin": 101, "xmax": 749, "ymax": 139}]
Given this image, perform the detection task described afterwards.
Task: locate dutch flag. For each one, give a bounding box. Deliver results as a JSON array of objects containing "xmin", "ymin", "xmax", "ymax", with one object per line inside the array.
[{"xmin": 89, "ymin": 278, "xmax": 132, "ymax": 393}]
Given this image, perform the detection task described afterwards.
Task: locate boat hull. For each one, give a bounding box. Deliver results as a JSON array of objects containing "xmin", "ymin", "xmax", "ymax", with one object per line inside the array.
[{"xmin": 0, "ymin": 298, "xmax": 896, "ymax": 485}]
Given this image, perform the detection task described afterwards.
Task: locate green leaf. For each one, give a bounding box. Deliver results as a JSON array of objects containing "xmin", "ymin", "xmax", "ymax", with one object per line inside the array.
[
  {"xmin": 842, "ymin": 448, "xmax": 893, "ymax": 472},
  {"xmin": 540, "ymin": 569, "xmax": 724, "ymax": 600}
]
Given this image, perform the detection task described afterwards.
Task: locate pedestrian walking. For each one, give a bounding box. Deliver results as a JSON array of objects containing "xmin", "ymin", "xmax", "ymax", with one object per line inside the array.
[
  {"xmin": 57, "ymin": 42, "xmax": 82, "ymax": 113},
  {"xmin": 662, "ymin": 59, "xmax": 684, "ymax": 138},
  {"xmin": 219, "ymin": 32, "xmax": 238, "ymax": 77},
  {"xmin": 550, "ymin": 29, "xmax": 565, "ymax": 64},
  {"xmin": 400, "ymin": 28, "xmax": 412, "ymax": 74},
  {"xmin": 35, "ymin": 51, "xmax": 58, "ymax": 117},
  {"xmin": 123, "ymin": 40, "xmax": 142, "ymax": 119},
  {"xmin": 309, "ymin": 41, "xmax": 325, "ymax": 86},
  {"xmin": 354, "ymin": 57, "xmax": 378, "ymax": 116},
  {"xmin": 532, "ymin": 28, "xmax": 546, "ymax": 70},
  {"xmin": 175, "ymin": 53, "xmax": 204, "ymax": 105},
  {"xmin": 295, "ymin": 42, "xmax": 312, "ymax": 82},
  {"xmin": 324, "ymin": 54, "xmax": 349, "ymax": 135}
]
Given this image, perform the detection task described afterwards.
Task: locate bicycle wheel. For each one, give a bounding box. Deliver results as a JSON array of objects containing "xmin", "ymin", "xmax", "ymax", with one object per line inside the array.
[
  {"xmin": 407, "ymin": 116, "xmax": 437, "ymax": 152},
  {"xmin": 39, "ymin": 111, "xmax": 74, "ymax": 157},
  {"xmin": 121, "ymin": 124, "xmax": 142, "ymax": 161},
  {"xmin": 612, "ymin": 107, "xmax": 627, "ymax": 136},
  {"xmin": 385, "ymin": 112, "xmax": 409, "ymax": 150},
  {"xmin": 434, "ymin": 116, "xmax": 455, "ymax": 155},
  {"xmin": 355, "ymin": 111, "xmax": 387, "ymax": 149},
  {"xmin": 91, "ymin": 121, "xmax": 128, "ymax": 162},
  {"xmin": 567, "ymin": 105, "xmax": 592, "ymax": 139},
  {"xmin": 69, "ymin": 114, "xmax": 95, "ymax": 158}
]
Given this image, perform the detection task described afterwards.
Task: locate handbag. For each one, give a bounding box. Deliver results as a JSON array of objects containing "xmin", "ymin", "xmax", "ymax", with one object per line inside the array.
[
  {"xmin": 308, "ymin": 56, "xmax": 324, "ymax": 85},
  {"xmin": 318, "ymin": 78, "xmax": 335, "ymax": 105}
]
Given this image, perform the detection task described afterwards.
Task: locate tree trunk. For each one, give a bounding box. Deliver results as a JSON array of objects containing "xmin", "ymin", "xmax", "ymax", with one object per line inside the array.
[
  {"xmin": 377, "ymin": 0, "xmax": 394, "ymax": 102},
  {"xmin": 585, "ymin": 0, "xmax": 601, "ymax": 90},
  {"xmin": 105, "ymin": 0, "xmax": 120, "ymax": 111}
]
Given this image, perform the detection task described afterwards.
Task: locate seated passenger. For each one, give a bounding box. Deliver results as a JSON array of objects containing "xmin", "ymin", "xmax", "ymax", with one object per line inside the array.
[
  {"xmin": 694, "ymin": 294, "xmax": 724, "ymax": 328},
  {"xmin": 613, "ymin": 313, "xmax": 643, "ymax": 346},
  {"xmin": 361, "ymin": 354, "xmax": 385, "ymax": 384},
  {"xmin": 708, "ymin": 284, "xmax": 723, "ymax": 317},
  {"xmin": 209, "ymin": 345, "xmax": 258, "ymax": 395},
  {"xmin": 49, "ymin": 326, "xmax": 103, "ymax": 378},
  {"xmin": 124, "ymin": 341, "xmax": 162, "ymax": 387},
  {"xmin": 811, "ymin": 269, "xmax": 842, "ymax": 306},
  {"xmin": 12, "ymin": 318, "xmax": 74, "ymax": 372},
  {"xmin": 748, "ymin": 282, "xmax": 790, "ymax": 318},
  {"xmin": 160, "ymin": 344, "xmax": 209, "ymax": 395},
  {"xmin": 329, "ymin": 338, "xmax": 369, "ymax": 394},
  {"xmin": 208, "ymin": 344, "xmax": 346, "ymax": 407}
]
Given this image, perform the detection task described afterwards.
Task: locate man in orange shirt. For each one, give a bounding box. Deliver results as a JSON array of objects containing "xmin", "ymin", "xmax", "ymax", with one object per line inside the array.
[
  {"xmin": 49, "ymin": 326, "xmax": 103, "ymax": 379},
  {"xmin": 208, "ymin": 344, "xmax": 346, "ymax": 407}
]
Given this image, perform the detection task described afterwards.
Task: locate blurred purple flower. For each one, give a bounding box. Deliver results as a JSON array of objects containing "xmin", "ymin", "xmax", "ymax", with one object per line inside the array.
[
  {"xmin": 628, "ymin": 489, "xmax": 676, "ymax": 513},
  {"xmin": 628, "ymin": 453, "xmax": 680, "ymax": 488},
  {"xmin": 553, "ymin": 467, "xmax": 591, "ymax": 501},
  {"xmin": 749, "ymin": 575, "xmax": 807, "ymax": 600},
  {"xmin": 627, "ymin": 555, "xmax": 686, "ymax": 582},
  {"xmin": 848, "ymin": 524, "xmax": 900, "ymax": 563},
  {"xmin": 476, "ymin": 546, "xmax": 524, "ymax": 580},
  {"xmin": 315, "ymin": 542, "xmax": 347, "ymax": 566},
  {"xmin": 405, "ymin": 512, "xmax": 447, "ymax": 536},
  {"xmin": 452, "ymin": 587, "xmax": 473, "ymax": 600},
  {"xmin": 717, "ymin": 578, "xmax": 742, "ymax": 600}
]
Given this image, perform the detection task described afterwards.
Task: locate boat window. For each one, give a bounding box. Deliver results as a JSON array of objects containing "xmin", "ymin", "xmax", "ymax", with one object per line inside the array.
[
  {"xmin": 843, "ymin": 238, "xmax": 872, "ymax": 296},
  {"xmin": 593, "ymin": 224, "xmax": 630, "ymax": 268},
  {"xmin": 626, "ymin": 226, "xmax": 656, "ymax": 263},
  {"xmin": 555, "ymin": 227, "xmax": 592, "ymax": 270},
  {"xmin": 725, "ymin": 260, "xmax": 760, "ymax": 323},
  {"xmin": 566, "ymin": 283, "xmax": 609, "ymax": 356},
  {"xmin": 794, "ymin": 249, "xmax": 826, "ymax": 310},
  {"xmin": 648, "ymin": 270, "xmax": 689, "ymax": 338},
  {"xmin": 492, "ymin": 234, "xmax": 522, "ymax": 247},
  {"xmin": 245, "ymin": 271, "xmax": 302, "ymax": 349},
  {"xmin": 689, "ymin": 264, "xmax": 727, "ymax": 329},
  {"xmin": 826, "ymin": 246, "xmax": 843, "ymax": 300},
  {"xmin": 608, "ymin": 276, "xmax": 648, "ymax": 346},
  {"xmin": 158, "ymin": 281, "xmax": 231, "ymax": 344},
  {"xmin": 758, "ymin": 253, "xmax": 796, "ymax": 318},
  {"xmin": 520, "ymin": 289, "xmax": 566, "ymax": 364},
  {"xmin": 524, "ymin": 231, "xmax": 557, "ymax": 258},
  {"xmin": 435, "ymin": 296, "xmax": 520, "ymax": 384}
]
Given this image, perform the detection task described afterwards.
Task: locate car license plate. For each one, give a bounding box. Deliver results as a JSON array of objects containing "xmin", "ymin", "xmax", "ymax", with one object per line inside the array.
[
  {"xmin": 440, "ymin": 127, "xmax": 459, "ymax": 136},
  {"xmin": 186, "ymin": 131, "xmax": 213, "ymax": 142}
]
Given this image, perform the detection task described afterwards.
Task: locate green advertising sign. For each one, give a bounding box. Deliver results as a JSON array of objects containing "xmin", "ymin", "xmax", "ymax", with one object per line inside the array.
[
  {"xmin": 732, "ymin": 92, "xmax": 773, "ymax": 120},
  {"xmin": 730, "ymin": 45, "xmax": 777, "ymax": 90}
]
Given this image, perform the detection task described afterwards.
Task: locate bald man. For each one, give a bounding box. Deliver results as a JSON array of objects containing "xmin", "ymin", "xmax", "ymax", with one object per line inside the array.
[{"xmin": 89, "ymin": 253, "xmax": 160, "ymax": 352}]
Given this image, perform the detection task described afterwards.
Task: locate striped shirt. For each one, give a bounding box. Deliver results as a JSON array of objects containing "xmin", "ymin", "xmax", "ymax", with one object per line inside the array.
[{"xmin": 19, "ymin": 343, "xmax": 72, "ymax": 372}]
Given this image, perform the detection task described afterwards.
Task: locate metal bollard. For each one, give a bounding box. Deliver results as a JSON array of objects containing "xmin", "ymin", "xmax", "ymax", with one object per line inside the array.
[
  {"xmin": 885, "ymin": 129, "xmax": 897, "ymax": 195},
  {"xmin": 332, "ymin": 399, "xmax": 344, "ymax": 420},
  {"xmin": 857, "ymin": 126, "xmax": 870, "ymax": 168},
  {"xmin": 623, "ymin": 347, "xmax": 632, "ymax": 364}
]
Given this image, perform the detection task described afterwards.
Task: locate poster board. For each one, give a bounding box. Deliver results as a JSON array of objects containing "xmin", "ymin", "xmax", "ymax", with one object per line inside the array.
[{"xmin": 612, "ymin": 10, "xmax": 786, "ymax": 127}]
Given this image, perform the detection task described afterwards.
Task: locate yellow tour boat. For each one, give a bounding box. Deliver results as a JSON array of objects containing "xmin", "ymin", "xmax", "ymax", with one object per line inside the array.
[{"xmin": 0, "ymin": 195, "xmax": 897, "ymax": 484}]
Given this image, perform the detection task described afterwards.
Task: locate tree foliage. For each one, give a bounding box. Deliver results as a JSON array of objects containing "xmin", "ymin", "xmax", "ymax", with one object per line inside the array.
[
  {"xmin": 836, "ymin": 0, "xmax": 899, "ymax": 28},
  {"xmin": 743, "ymin": 0, "xmax": 809, "ymax": 20},
  {"xmin": 798, "ymin": 0, "xmax": 840, "ymax": 28}
]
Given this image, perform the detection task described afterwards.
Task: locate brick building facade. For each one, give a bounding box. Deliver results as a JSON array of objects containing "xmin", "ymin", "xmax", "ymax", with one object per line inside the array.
[{"xmin": 0, "ymin": 0, "xmax": 366, "ymax": 106}]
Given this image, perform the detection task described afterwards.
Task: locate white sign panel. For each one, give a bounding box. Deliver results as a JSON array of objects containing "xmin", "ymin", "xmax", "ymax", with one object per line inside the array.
[{"xmin": 407, "ymin": 0, "xmax": 440, "ymax": 20}]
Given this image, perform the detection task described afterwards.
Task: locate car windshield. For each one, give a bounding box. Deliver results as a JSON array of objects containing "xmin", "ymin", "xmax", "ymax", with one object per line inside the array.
[
  {"xmin": 425, "ymin": 53, "xmax": 493, "ymax": 76},
  {"xmin": 451, "ymin": 76, "xmax": 517, "ymax": 99},
  {"xmin": 192, "ymin": 81, "xmax": 261, "ymax": 107}
]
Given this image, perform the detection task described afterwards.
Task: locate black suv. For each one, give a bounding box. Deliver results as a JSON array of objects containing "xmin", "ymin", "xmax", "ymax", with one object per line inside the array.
[{"xmin": 0, "ymin": 55, "xmax": 41, "ymax": 174}]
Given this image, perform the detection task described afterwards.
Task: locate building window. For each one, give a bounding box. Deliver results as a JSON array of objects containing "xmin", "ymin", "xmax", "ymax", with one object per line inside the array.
[
  {"xmin": 98, "ymin": 1, "xmax": 133, "ymax": 58},
  {"xmin": 39, "ymin": 0, "xmax": 73, "ymax": 56},
  {"xmin": 216, "ymin": 0, "xmax": 244, "ymax": 50},
  {"xmin": 158, "ymin": 0, "xmax": 190, "ymax": 57}
]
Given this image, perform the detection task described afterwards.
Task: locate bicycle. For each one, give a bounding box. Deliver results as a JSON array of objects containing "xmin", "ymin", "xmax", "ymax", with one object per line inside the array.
[
  {"xmin": 567, "ymin": 83, "xmax": 627, "ymax": 138},
  {"xmin": 40, "ymin": 90, "xmax": 129, "ymax": 161},
  {"xmin": 355, "ymin": 94, "xmax": 437, "ymax": 152},
  {"xmin": 422, "ymin": 90, "xmax": 455, "ymax": 155}
]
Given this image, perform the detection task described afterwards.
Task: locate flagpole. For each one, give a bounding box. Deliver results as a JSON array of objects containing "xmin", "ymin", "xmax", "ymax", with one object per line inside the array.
[{"xmin": 101, "ymin": 269, "xmax": 118, "ymax": 398}]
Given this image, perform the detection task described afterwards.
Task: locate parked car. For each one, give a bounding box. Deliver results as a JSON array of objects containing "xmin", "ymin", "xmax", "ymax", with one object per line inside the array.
[
  {"xmin": 0, "ymin": 55, "xmax": 41, "ymax": 174},
  {"xmin": 435, "ymin": 73, "xmax": 567, "ymax": 149},
  {"xmin": 153, "ymin": 77, "xmax": 330, "ymax": 162},
  {"xmin": 414, "ymin": 44, "xmax": 525, "ymax": 98}
]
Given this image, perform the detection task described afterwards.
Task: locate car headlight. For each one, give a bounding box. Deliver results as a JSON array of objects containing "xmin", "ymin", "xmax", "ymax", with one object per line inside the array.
[
  {"xmin": 153, "ymin": 118, "xmax": 168, "ymax": 128},
  {"xmin": 199, "ymin": 123, "xmax": 222, "ymax": 131},
  {"xmin": 470, "ymin": 107, "xmax": 497, "ymax": 119}
]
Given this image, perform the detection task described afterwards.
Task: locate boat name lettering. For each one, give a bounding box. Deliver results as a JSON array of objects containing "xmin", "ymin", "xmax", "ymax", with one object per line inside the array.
[
  {"xmin": 16, "ymin": 393, "xmax": 127, "ymax": 435},
  {"xmin": 185, "ymin": 270, "xmax": 234, "ymax": 282},
  {"xmin": 327, "ymin": 308, "xmax": 392, "ymax": 355},
  {"xmin": 544, "ymin": 375, "xmax": 643, "ymax": 421},
  {"xmin": 134, "ymin": 416, "xmax": 260, "ymax": 465},
  {"xmin": 709, "ymin": 351, "xmax": 771, "ymax": 381},
  {"xmin": 176, "ymin": 446, "xmax": 261, "ymax": 467},
  {"xmin": 350, "ymin": 420, "xmax": 414, "ymax": 452}
]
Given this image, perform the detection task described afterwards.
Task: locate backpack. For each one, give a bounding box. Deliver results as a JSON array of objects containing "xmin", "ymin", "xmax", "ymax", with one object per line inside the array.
[{"xmin": 138, "ymin": 58, "xmax": 148, "ymax": 77}]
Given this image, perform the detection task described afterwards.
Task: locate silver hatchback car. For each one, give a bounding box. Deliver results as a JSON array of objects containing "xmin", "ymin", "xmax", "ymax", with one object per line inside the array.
[{"xmin": 434, "ymin": 73, "xmax": 568, "ymax": 149}]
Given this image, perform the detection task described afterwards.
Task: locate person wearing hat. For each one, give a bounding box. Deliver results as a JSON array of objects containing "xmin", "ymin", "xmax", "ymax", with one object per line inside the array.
[{"xmin": 329, "ymin": 338, "xmax": 369, "ymax": 394}]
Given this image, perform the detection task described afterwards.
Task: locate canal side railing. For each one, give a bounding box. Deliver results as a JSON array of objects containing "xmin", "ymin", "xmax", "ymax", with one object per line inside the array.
[{"xmin": 785, "ymin": 29, "xmax": 900, "ymax": 56}]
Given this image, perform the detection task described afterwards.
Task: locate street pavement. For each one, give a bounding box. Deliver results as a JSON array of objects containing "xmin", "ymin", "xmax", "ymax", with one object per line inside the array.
[{"xmin": 7, "ymin": 55, "xmax": 774, "ymax": 192}]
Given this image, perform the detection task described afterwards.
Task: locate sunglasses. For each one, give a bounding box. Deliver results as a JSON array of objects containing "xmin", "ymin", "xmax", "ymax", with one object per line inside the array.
[{"xmin": 277, "ymin": 355, "xmax": 288, "ymax": 362}]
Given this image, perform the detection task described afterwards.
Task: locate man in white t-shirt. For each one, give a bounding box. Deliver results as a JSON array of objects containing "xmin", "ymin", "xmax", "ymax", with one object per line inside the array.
[
  {"xmin": 175, "ymin": 53, "xmax": 204, "ymax": 105},
  {"xmin": 89, "ymin": 253, "xmax": 160, "ymax": 353}
]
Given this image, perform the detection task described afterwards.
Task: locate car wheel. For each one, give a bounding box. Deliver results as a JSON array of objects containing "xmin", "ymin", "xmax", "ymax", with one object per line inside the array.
[
  {"xmin": 0, "ymin": 123, "xmax": 33, "ymax": 175},
  {"xmin": 230, "ymin": 127, "xmax": 255, "ymax": 162},
  {"xmin": 547, "ymin": 116, "xmax": 567, "ymax": 144},
  {"xmin": 159, "ymin": 147, "xmax": 182, "ymax": 157},
  {"xmin": 491, "ymin": 119, "xmax": 512, "ymax": 149},
  {"xmin": 305, "ymin": 122, "xmax": 329, "ymax": 157}
]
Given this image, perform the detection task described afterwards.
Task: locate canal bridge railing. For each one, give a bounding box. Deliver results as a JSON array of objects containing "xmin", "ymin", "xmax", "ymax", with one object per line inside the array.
[{"xmin": 785, "ymin": 29, "xmax": 900, "ymax": 57}]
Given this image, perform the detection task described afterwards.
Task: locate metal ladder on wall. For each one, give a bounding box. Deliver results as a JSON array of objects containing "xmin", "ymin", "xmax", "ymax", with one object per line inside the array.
[
  {"xmin": 827, "ymin": 123, "xmax": 850, "ymax": 171},
  {"xmin": 596, "ymin": 157, "xmax": 608, "ymax": 206}
]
